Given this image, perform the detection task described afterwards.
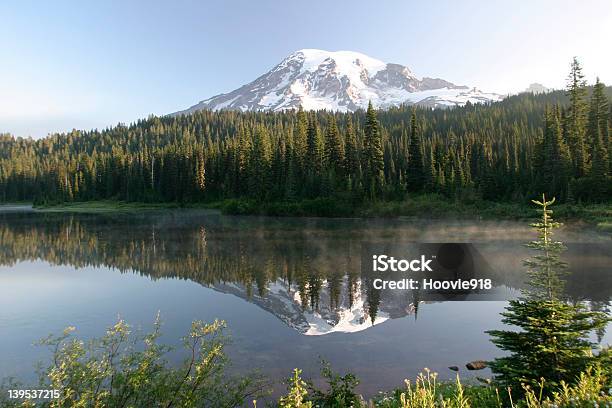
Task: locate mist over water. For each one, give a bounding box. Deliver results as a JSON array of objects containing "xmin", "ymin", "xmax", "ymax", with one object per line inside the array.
[{"xmin": 0, "ymin": 207, "xmax": 610, "ymax": 396}]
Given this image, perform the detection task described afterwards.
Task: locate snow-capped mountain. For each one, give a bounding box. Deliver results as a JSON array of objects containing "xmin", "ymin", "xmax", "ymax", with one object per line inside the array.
[{"xmin": 175, "ymin": 49, "xmax": 503, "ymax": 114}]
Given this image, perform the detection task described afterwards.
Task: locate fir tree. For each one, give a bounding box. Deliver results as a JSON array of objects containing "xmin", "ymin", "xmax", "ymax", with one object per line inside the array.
[
  {"xmin": 587, "ymin": 78, "xmax": 609, "ymax": 147},
  {"xmin": 344, "ymin": 118, "xmax": 360, "ymax": 190},
  {"xmin": 585, "ymin": 121, "xmax": 611, "ymax": 202},
  {"xmin": 406, "ymin": 108, "xmax": 424, "ymax": 191},
  {"xmin": 305, "ymin": 115, "xmax": 323, "ymax": 172},
  {"xmin": 565, "ymin": 57, "xmax": 588, "ymax": 177},
  {"xmin": 304, "ymin": 115, "xmax": 323, "ymax": 196},
  {"xmin": 248, "ymin": 126, "xmax": 272, "ymax": 200},
  {"xmin": 587, "ymin": 78, "xmax": 609, "ymax": 176},
  {"xmin": 363, "ymin": 101, "xmax": 384, "ymax": 197},
  {"xmin": 195, "ymin": 149, "xmax": 206, "ymax": 193},
  {"xmin": 424, "ymin": 147, "xmax": 436, "ymax": 192},
  {"xmin": 487, "ymin": 195, "xmax": 609, "ymax": 396},
  {"xmin": 540, "ymin": 108, "xmax": 571, "ymax": 199},
  {"xmin": 294, "ymin": 107, "xmax": 308, "ymax": 171},
  {"xmin": 323, "ymin": 115, "xmax": 345, "ymax": 178},
  {"xmin": 591, "ymin": 121, "xmax": 609, "ymax": 180}
]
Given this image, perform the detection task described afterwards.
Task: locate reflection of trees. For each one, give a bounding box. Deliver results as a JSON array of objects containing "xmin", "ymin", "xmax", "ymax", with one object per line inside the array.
[
  {"xmin": 0, "ymin": 212, "xmax": 608, "ymax": 324},
  {"xmin": 0, "ymin": 213, "xmax": 366, "ymax": 316}
]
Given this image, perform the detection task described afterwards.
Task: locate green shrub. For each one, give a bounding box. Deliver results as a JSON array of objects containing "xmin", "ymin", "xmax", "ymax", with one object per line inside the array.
[
  {"xmin": 306, "ymin": 361, "xmax": 362, "ymax": 407},
  {"xmin": 0, "ymin": 316, "xmax": 267, "ymax": 408},
  {"xmin": 372, "ymin": 367, "xmax": 612, "ymax": 408}
]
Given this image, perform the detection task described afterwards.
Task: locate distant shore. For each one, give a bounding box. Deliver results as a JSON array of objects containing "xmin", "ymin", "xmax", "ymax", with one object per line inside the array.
[{"xmin": 9, "ymin": 196, "xmax": 609, "ymax": 230}]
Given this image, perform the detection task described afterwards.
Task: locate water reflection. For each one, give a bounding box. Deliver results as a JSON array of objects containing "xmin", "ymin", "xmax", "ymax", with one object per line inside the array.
[{"xmin": 0, "ymin": 209, "xmax": 609, "ymax": 336}]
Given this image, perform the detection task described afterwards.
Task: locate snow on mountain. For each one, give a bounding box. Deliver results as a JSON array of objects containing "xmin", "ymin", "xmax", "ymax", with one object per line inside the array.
[
  {"xmin": 211, "ymin": 277, "xmax": 412, "ymax": 336},
  {"xmin": 294, "ymin": 279, "xmax": 389, "ymax": 336},
  {"xmin": 175, "ymin": 49, "xmax": 503, "ymax": 114}
]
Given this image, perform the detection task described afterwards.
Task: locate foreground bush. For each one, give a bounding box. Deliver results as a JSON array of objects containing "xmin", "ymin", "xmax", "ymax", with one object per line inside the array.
[
  {"xmin": 2, "ymin": 319, "xmax": 611, "ymax": 407},
  {"xmin": 277, "ymin": 362, "xmax": 362, "ymax": 408},
  {"xmin": 277, "ymin": 366, "xmax": 612, "ymax": 408},
  {"xmin": 0, "ymin": 316, "xmax": 267, "ymax": 408}
]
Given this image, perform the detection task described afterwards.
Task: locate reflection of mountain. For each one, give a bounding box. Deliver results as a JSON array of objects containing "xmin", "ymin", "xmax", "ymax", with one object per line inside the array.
[
  {"xmin": 0, "ymin": 210, "xmax": 609, "ymax": 335},
  {"xmin": 213, "ymin": 278, "xmax": 397, "ymax": 335}
]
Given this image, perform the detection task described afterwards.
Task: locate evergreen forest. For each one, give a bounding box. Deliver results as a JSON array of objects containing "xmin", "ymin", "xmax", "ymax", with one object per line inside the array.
[{"xmin": 1, "ymin": 59, "xmax": 610, "ymax": 211}]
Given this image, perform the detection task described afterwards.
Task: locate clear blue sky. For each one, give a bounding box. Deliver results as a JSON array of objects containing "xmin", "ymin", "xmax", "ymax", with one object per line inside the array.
[{"xmin": 2, "ymin": 0, "xmax": 612, "ymax": 138}]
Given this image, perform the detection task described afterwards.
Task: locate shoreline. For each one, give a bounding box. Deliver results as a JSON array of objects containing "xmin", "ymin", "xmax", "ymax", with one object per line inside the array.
[{"xmin": 5, "ymin": 197, "xmax": 609, "ymax": 230}]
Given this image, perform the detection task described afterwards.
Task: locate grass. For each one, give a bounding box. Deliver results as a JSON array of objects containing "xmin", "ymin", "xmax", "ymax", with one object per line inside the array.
[
  {"xmin": 33, "ymin": 200, "xmax": 187, "ymax": 213},
  {"xmin": 597, "ymin": 222, "xmax": 612, "ymax": 232},
  {"xmin": 215, "ymin": 194, "xmax": 612, "ymax": 225},
  {"xmin": 27, "ymin": 196, "xmax": 612, "ymax": 225},
  {"xmin": 278, "ymin": 366, "xmax": 612, "ymax": 407},
  {"xmin": 367, "ymin": 366, "xmax": 612, "ymax": 407}
]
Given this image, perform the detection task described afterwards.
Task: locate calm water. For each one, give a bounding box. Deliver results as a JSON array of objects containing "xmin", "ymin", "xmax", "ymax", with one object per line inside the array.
[{"xmin": 0, "ymin": 207, "xmax": 610, "ymax": 397}]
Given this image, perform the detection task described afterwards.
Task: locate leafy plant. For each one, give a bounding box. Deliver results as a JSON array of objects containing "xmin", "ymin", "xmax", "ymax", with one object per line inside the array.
[
  {"xmin": 279, "ymin": 369, "xmax": 312, "ymax": 408},
  {"xmin": 0, "ymin": 315, "xmax": 267, "ymax": 407},
  {"xmin": 306, "ymin": 360, "xmax": 362, "ymax": 407}
]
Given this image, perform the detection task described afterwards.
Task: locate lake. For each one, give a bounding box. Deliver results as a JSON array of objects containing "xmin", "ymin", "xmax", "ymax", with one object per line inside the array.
[{"xmin": 0, "ymin": 207, "xmax": 610, "ymax": 397}]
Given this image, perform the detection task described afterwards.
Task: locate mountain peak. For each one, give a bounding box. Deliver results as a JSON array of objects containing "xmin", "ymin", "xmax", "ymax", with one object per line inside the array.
[
  {"xmin": 175, "ymin": 50, "xmax": 502, "ymax": 115},
  {"xmin": 524, "ymin": 83, "xmax": 552, "ymax": 94},
  {"xmin": 286, "ymin": 48, "xmax": 389, "ymax": 74}
]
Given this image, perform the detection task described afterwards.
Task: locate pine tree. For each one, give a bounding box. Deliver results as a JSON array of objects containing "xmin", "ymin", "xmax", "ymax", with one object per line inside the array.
[
  {"xmin": 587, "ymin": 121, "xmax": 610, "ymax": 202},
  {"xmin": 591, "ymin": 122, "xmax": 609, "ymax": 179},
  {"xmin": 587, "ymin": 78, "xmax": 609, "ymax": 173},
  {"xmin": 271, "ymin": 137, "xmax": 286, "ymax": 199},
  {"xmin": 565, "ymin": 57, "xmax": 588, "ymax": 177},
  {"xmin": 284, "ymin": 130, "xmax": 297, "ymax": 200},
  {"xmin": 424, "ymin": 147, "xmax": 436, "ymax": 192},
  {"xmin": 363, "ymin": 101, "xmax": 384, "ymax": 197},
  {"xmin": 236, "ymin": 126, "xmax": 251, "ymax": 194},
  {"xmin": 406, "ymin": 108, "xmax": 424, "ymax": 191},
  {"xmin": 587, "ymin": 79, "xmax": 609, "ymax": 143},
  {"xmin": 344, "ymin": 118, "xmax": 360, "ymax": 191},
  {"xmin": 487, "ymin": 195, "xmax": 609, "ymax": 396},
  {"xmin": 294, "ymin": 107, "xmax": 308, "ymax": 172},
  {"xmin": 248, "ymin": 126, "xmax": 272, "ymax": 200},
  {"xmin": 323, "ymin": 115, "xmax": 345, "ymax": 178},
  {"xmin": 304, "ymin": 115, "xmax": 323, "ymax": 196},
  {"xmin": 541, "ymin": 108, "xmax": 571, "ymax": 200},
  {"xmin": 305, "ymin": 115, "xmax": 323, "ymax": 172},
  {"xmin": 195, "ymin": 149, "xmax": 205, "ymax": 194}
]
